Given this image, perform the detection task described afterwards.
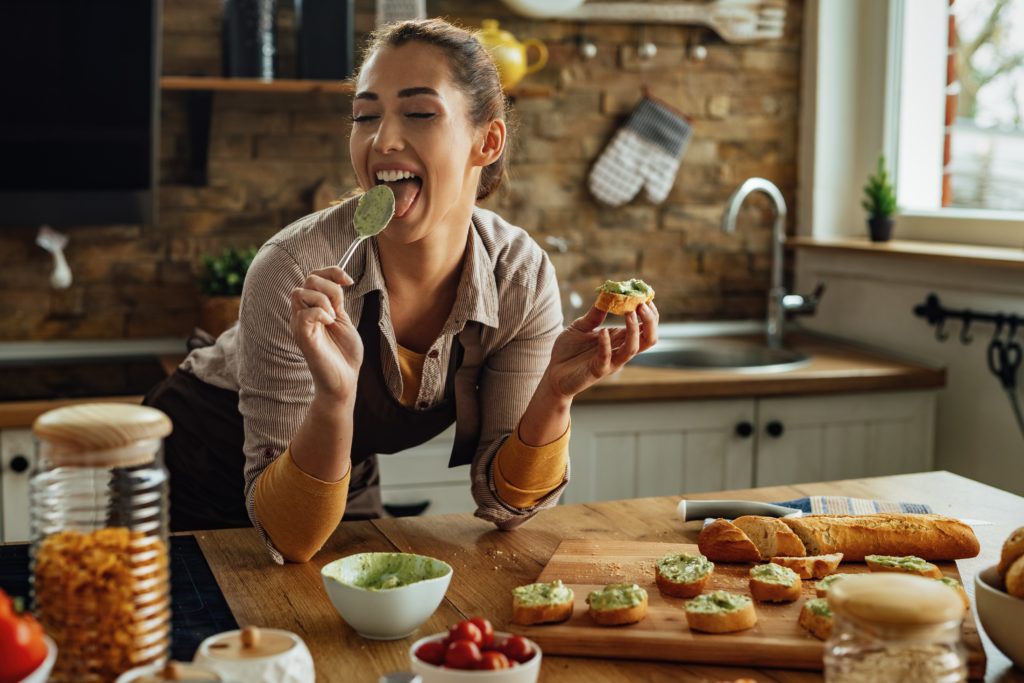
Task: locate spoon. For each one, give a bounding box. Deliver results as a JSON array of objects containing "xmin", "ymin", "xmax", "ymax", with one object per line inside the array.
[{"xmin": 337, "ymin": 185, "xmax": 395, "ymax": 270}]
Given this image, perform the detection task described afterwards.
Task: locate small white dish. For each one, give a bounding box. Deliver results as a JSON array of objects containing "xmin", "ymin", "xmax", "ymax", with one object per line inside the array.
[
  {"xmin": 321, "ymin": 552, "xmax": 452, "ymax": 640},
  {"xmin": 19, "ymin": 635, "xmax": 57, "ymax": 683},
  {"xmin": 409, "ymin": 631, "xmax": 542, "ymax": 683},
  {"xmin": 975, "ymin": 565, "xmax": 1024, "ymax": 668}
]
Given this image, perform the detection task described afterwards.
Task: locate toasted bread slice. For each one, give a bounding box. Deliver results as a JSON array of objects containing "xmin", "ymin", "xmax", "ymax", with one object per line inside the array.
[
  {"xmin": 798, "ymin": 598, "xmax": 833, "ymax": 640},
  {"xmin": 684, "ymin": 591, "xmax": 757, "ymax": 633},
  {"xmin": 586, "ymin": 583, "xmax": 648, "ymax": 626},
  {"xmin": 698, "ymin": 519, "xmax": 761, "ymax": 562},
  {"xmin": 865, "ymin": 555, "xmax": 943, "ymax": 579},
  {"xmin": 770, "ymin": 553, "xmax": 843, "ymax": 579},
  {"xmin": 594, "ymin": 279, "xmax": 655, "ymax": 316},
  {"xmin": 734, "ymin": 515, "xmax": 806, "ymax": 559},
  {"xmin": 511, "ymin": 579, "xmax": 575, "ymax": 626},
  {"xmin": 814, "ymin": 572, "xmax": 855, "ymax": 597},
  {"xmin": 998, "ymin": 526, "xmax": 1024, "ymax": 577},
  {"xmin": 936, "ymin": 576, "xmax": 970, "ymax": 609},
  {"xmin": 749, "ymin": 563, "xmax": 801, "ymax": 603},
  {"xmin": 655, "ymin": 553, "xmax": 714, "ymax": 599}
]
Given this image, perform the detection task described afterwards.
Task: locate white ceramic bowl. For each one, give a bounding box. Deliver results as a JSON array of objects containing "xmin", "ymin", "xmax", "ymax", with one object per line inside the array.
[
  {"xmin": 321, "ymin": 552, "xmax": 452, "ymax": 640},
  {"xmin": 499, "ymin": 0, "xmax": 585, "ymax": 18},
  {"xmin": 409, "ymin": 631, "xmax": 542, "ymax": 683},
  {"xmin": 975, "ymin": 565, "xmax": 1024, "ymax": 668},
  {"xmin": 18, "ymin": 635, "xmax": 56, "ymax": 683}
]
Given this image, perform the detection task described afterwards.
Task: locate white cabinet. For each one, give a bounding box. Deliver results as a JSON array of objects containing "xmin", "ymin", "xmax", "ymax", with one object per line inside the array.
[
  {"xmin": 0, "ymin": 428, "xmax": 35, "ymax": 543},
  {"xmin": 377, "ymin": 426, "xmax": 475, "ymax": 517}
]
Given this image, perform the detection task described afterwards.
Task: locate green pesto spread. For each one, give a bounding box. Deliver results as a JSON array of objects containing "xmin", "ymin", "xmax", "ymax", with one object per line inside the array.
[
  {"xmin": 354, "ymin": 185, "xmax": 395, "ymax": 237},
  {"xmin": 597, "ymin": 279, "xmax": 653, "ymax": 297},
  {"xmin": 751, "ymin": 563, "xmax": 799, "ymax": 585},
  {"xmin": 513, "ymin": 579, "xmax": 574, "ymax": 607},
  {"xmin": 657, "ymin": 553, "xmax": 713, "ymax": 583},
  {"xmin": 586, "ymin": 583, "xmax": 647, "ymax": 611},
  {"xmin": 866, "ymin": 555, "xmax": 934, "ymax": 572},
  {"xmin": 325, "ymin": 552, "xmax": 449, "ymax": 592},
  {"xmin": 815, "ymin": 573, "xmax": 853, "ymax": 594},
  {"xmin": 685, "ymin": 590, "xmax": 751, "ymax": 614},
  {"xmin": 805, "ymin": 598, "xmax": 832, "ymax": 618},
  {"xmin": 937, "ymin": 577, "xmax": 962, "ymax": 590}
]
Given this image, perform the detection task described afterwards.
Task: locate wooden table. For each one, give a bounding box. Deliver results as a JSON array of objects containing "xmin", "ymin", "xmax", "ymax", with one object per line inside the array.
[{"xmin": 193, "ymin": 471, "xmax": 1024, "ymax": 682}]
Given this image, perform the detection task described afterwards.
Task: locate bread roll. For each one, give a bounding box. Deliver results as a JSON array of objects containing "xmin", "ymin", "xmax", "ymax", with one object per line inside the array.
[
  {"xmin": 698, "ymin": 519, "xmax": 761, "ymax": 562},
  {"xmin": 998, "ymin": 526, "xmax": 1024, "ymax": 577},
  {"xmin": 770, "ymin": 553, "xmax": 843, "ymax": 580},
  {"xmin": 1006, "ymin": 554, "xmax": 1024, "ymax": 599},
  {"xmin": 733, "ymin": 515, "xmax": 806, "ymax": 559},
  {"xmin": 780, "ymin": 513, "xmax": 980, "ymax": 561}
]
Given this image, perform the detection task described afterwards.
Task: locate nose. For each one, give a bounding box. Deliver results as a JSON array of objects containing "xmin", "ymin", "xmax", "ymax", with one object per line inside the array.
[{"xmin": 372, "ymin": 113, "xmax": 405, "ymax": 155}]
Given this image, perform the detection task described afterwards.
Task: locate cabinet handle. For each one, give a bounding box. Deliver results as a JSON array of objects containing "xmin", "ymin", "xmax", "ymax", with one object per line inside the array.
[
  {"xmin": 766, "ymin": 420, "xmax": 785, "ymax": 438},
  {"xmin": 734, "ymin": 421, "xmax": 754, "ymax": 438},
  {"xmin": 9, "ymin": 455, "xmax": 30, "ymax": 473},
  {"xmin": 383, "ymin": 501, "xmax": 431, "ymax": 517}
]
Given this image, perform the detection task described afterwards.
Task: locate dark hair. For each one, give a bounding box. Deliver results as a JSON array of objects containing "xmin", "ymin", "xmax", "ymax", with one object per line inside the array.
[{"xmin": 358, "ymin": 18, "xmax": 511, "ymax": 201}]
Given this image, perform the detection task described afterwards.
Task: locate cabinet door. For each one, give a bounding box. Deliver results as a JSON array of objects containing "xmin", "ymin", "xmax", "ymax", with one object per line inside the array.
[
  {"xmin": 377, "ymin": 426, "xmax": 475, "ymax": 516},
  {"xmin": 1, "ymin": 428, "xmax": 35, "ymax": 543},
  {"xmin": 565, "ymin": 400, "xmax": 756, "ymax": 504},
  {"xmin": 755, "ymin": 391, "xmax": 936, "ymax": 487}
]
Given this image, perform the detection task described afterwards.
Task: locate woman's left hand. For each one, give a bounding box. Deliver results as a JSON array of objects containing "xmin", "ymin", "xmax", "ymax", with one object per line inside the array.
[{"xmin": 542, "ymin": 302, "xmax": 659, "ymax": 400}]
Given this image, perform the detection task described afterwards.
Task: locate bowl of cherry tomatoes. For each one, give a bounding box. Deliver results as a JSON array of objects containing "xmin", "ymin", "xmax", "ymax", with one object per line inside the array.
[{"xmin": 409, "ymin": 617, "xmax": 541, "ymax": 682}]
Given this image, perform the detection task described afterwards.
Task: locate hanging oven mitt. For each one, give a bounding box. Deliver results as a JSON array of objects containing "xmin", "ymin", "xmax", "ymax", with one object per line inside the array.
[{"xmin": 588, "ymin": 96, "xmax": 692, "ymax": 206}]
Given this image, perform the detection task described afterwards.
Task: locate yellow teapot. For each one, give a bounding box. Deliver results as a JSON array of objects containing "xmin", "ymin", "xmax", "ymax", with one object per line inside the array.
[{"xmin": 477, "ymin": 19, "xmax": 548, "ymax": 90}]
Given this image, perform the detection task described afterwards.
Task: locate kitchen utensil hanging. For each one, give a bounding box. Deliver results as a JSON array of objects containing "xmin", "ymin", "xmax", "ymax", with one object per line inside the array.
[{"xmin": 913, "ymin": 293, "xmax": 1024, "ymax": 438}]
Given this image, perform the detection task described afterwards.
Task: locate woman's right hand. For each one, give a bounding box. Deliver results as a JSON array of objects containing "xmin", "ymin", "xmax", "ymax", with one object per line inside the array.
[{"xmin": 289, "ymin": 267, "xmax": 363, "ymax": 402}]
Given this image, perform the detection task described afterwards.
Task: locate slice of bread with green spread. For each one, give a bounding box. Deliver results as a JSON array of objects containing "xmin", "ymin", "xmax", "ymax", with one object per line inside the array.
[
  {"xmin": 684, "ymin": 590, "xmax": 757, "ymax": 633},
  {"xmin": 865, "ymin": 554, "xmax": 943, "ymax": 579},
  {"xmin": 594, "ymin": 279, "xmax": 655, "ymax": 315},
  {"xmin": 586, "ymin": 583, "xmax": 648, "ymax": 626},
  {"xmin": 655, "ymin": 552, "xmax": 714, "ymax": 599},
  {"xmin": 511, "ymin": 579, "xmax": 575, "ymax": 625},
  {"xmin": 749, "ymin": 562, "xmax": 801, "ymax": 603},
  {"xmin": 814, "ymin": 572, "xmax": 855, "ymax": 597},
  {"xmin": 798, "ymin": 598, "xmax": 833, "ymax": 640},
  {"xmin": 936, "ymin": 576, "xmax": 970, "ymax": 609}
]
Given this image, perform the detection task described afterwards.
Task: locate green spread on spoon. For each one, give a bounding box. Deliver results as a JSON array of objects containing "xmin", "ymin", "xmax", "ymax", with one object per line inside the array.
[
  {"xmin": 325, "ymin": 552, "xmax": 448, "ymax": 591},
  {"xmin": 866, "ymin": 555, "xmax": 934, "ymax": 572},
  {"xmin": 596, "ymin": 278, "xmax": 653, "ymax": 297},
  {"xmin": 586, "ymin": 583, "xmax": 646, "ymax": 611},
  {"xmin": 815, "ymin": 572, "xmax": 853, "ymax": 594},
  {"xmin": 354, "ymin": 185, "xmax": 396, "ymax": 238},
  {"xmin": 751, "ymin": 562, "xmax": 799, "ymax": 585},
  {"xmin": 685, "ymin": 590, "xmax": 751, "ymax": 614},
  {"xmin": 513, "ymin": 579, "xmax": 574, "ymax": 606},
  {"xmin": 805, "ymin": 597, "xmax": 832, "ymax": 618},
  {"xmin": 657, "ymin": 553, "xmax": 713, "ymax": 583}
]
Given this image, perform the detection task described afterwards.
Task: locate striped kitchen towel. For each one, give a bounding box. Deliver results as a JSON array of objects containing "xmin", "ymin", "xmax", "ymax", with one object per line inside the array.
[{"xmin": 773, "ymin": 496, "xmax": 933, "ymax": 515}]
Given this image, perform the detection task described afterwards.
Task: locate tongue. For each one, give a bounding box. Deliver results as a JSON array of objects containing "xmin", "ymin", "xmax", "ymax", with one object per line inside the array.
[{"xmin": 388, "ymin": 179, "xmax": 422, "ymax": 218}]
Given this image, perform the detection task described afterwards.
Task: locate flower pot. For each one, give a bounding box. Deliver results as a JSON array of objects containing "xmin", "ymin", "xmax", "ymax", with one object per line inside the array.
[
  {"xmin": 200, "ymin": 296, "xmax": 241, "ymax": 337},
  {"xmin": 867, "ymin": 215, "xmax": 894, "ymax": 242}
]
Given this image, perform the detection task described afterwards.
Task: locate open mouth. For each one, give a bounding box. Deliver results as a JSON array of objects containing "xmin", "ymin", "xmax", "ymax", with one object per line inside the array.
[{"xmin": 374, "ymin": 169, "xmax": 422, "ymax": 219}]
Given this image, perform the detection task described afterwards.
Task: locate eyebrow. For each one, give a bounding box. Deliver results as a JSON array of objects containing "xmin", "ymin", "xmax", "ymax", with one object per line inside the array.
[{"xmin": 353, "ymin": 87, "xmax": 441, "ymax": 100}]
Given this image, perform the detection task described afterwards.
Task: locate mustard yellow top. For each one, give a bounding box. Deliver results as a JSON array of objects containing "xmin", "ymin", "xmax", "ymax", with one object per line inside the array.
[{"xmin": 254, "ymin": 344, "xmax": 569, "ymax": 562}]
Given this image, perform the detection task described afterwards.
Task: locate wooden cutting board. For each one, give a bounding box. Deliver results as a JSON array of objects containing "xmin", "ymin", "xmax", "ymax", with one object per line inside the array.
[{"xmin": 509, "ymin": 539, "xmax": 986, "ymax": 678}]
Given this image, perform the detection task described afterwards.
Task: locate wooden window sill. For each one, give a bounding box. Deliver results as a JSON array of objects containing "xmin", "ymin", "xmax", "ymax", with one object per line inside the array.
[{"xmin": 788, "ymin": 236, "xmax": 1024, "ymax": 270}]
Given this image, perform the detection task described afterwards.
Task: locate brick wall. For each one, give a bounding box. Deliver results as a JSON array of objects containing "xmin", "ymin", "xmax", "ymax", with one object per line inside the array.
[{"xmin": 0, "ymin": 0, "xmax": 800, "ymax": 340}]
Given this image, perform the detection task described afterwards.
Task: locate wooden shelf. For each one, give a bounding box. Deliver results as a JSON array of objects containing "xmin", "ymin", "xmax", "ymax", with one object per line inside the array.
[
  {"xmin": 789, "ymin": 236, "xmax": 1024, "ymax": 270},
  {"xmin": 160, "ymin": 76, "xmax": 553, "ymax": 98}
]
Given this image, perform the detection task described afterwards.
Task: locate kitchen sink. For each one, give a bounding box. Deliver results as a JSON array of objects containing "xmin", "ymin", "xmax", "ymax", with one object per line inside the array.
[{"xmin": 629, "ymin": 338, "xmax": 810, "ymax": 372}]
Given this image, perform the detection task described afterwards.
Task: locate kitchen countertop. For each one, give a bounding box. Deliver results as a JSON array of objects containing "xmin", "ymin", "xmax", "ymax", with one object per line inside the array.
[
  {"xmin": 190, "ymin": 471, "xmax": 1022, "ymax": 681},
  {"xmin": 0, "ymin": 332, "xmax": 945, "ymax": 428}
]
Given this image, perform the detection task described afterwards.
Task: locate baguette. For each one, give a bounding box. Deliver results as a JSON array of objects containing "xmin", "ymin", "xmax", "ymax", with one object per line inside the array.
[
  {"xmin": 655, "ymin": 553, "xmax": 714, "ymax": 599},
  {"xmin": 684, "ymin": 591, "xmax": 757, "ymax": 633},
  {"xmin": 865, "ymin": 554, "xmax": 943, "ymax": 579},
  {"xmin": 511, "ymin": 579, "xmax": 574, "ymax": 626},
  {"xmin": 1007, "ymin": 554, "xmax": 1024, "ymax": 599},
  {"xmin": 594, "ymin": 279, "xmax": 655, "ymax": 316},
  {"xmin": 749, "ymin": 563, "xmax": 801, "ymax": 603},
  {"xmin": 780, "ymin": 513, "xmax": 980, "ymax": 561},
  {"xmin": 798, "ymin": 598, "xmax": 833, "ymax": 640},
  {"xmin": 998, "ymin": 526, "xmax": 1024, "ymax": 577},
  {"xmin": 770, "ymin": 553, "xmax": 843, "ymax": 580},
  {"xmin": 698, "ymin": 519, "xmax": 761, "ymax": 562},
  {"xmin": 733, "ymin": 515, "xmax": 806, "ymax": 559},
  {"xmin": 586, "ymin": 583, "xmax": 648, "ymax": 626}
]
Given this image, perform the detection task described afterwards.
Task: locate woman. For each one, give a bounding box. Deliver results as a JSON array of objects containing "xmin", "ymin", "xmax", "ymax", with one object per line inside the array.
[{"xmin": 146, "ymin": 19, "xmax": 658, "ymax": 564}]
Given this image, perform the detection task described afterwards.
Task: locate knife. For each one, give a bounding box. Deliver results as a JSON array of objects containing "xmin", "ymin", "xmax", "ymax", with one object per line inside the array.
[{"xmin": 675, "ymin": 499, "xmax": 993, "ymax": 526}]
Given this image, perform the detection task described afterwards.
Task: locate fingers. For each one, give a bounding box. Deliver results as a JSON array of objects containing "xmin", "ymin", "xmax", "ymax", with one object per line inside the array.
[
  {"xmin": 637, "ymin": 302, "xmax": 659, "ymax": 351},
  {"xmin": 303, "ymin": 268, "xmax": 353, "ymax": 316},
  {"xmin": 611, "ymin": 311, "xmax": 641, "ymax": 366},
  {"xmin": 570, "ymin": 306, "xmax": 608, "ymax": 333},
  {"xmin": 290, "ymin": 298, "xmax": 337, "ymax": 328},
  {"xmin": 592, "ymin": 328, "xmax": 613, "ymax": 376}
]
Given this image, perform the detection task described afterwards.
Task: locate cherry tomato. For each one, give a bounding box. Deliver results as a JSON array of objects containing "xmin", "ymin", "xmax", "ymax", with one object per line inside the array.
[
  {"xmin": 414, "ymin": 640, "xmax": 446, "ymax": 667},
  {"xmin": 444, "ymin": 640, "xmax": 482, "ymax": 670},
  {"xmin": 477, "ymin": 651, "xmax": 511, "ymax": 670},
  {"xmin": 0, "ymin": 590, "xmax": 47, "ymax": 683},
  {"xmin": 448, "ymin": 619, "xmax": 483, "ymax": 647},
  {"xmin": 499, "ymin": 634, "xmax": 535, "ymax": 663},
  {"xmin": 468, "ymin": 617, "xmax": 495, "ymax": 649}
]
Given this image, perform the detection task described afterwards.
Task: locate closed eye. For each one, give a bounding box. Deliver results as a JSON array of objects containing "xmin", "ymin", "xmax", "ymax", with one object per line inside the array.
[
  {"xmin": 406, "ymin": 113, "xmax": 435, "ymax": 119},
  {"xmin": 352, "ymin": 114, "xmax": 379, "ymax": 123}
]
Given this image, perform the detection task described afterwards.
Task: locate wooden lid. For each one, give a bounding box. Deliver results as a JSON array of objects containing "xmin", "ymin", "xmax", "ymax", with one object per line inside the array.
[
  {"xmin": 204, "ymin": 626, "xmax": 295, "ymax": 660},
  {"xmin": 33, "ymin": 403, "xmax": 172, "ymax": 467},
  {"xmin": 828, "ymin": 574, "xmax": 965, "ymax": 627}
]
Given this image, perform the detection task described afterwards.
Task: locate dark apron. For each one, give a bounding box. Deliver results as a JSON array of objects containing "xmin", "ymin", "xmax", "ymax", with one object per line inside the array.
[{"xmin": 145, "ymin": 290, "xmax": 474, "ymax": 531}]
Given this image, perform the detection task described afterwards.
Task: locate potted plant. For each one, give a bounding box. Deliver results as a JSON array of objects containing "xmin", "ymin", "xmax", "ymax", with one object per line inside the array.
[
  {"xmin": 861, "ymin": 154, "xmax": 897, "ymax": 242},
  {"xmin": 199, "ymin": 246, "xmax": 257, "ymax": 337}
]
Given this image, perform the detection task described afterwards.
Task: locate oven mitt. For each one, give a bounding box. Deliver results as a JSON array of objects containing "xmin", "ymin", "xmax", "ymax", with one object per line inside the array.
[{"xmin": 588, "ymin": 97, "xmax": 692, "ymax": 206}]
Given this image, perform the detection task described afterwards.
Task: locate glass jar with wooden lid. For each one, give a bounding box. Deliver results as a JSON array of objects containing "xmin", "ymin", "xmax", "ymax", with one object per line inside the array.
[
  {"xmin": 30, "ymin": 403, "xmax": 173, "ymax": 682},
  {"xmin": 824, "ymin": 573, "xmax": 968, "ymax": 683}
]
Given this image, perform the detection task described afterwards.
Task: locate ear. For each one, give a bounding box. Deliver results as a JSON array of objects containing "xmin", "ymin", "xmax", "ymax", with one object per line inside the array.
[{"xmin": 473, "ymin": 118, "xmax": 506, "ymax": 168}]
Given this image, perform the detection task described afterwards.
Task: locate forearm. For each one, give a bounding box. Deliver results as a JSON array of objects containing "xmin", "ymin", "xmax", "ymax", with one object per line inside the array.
[
  {"xmin": 516, "ymin": 372, "xmax": 572, "ymax": 447},
  {"xmin": 289, "ymin": 392, "xmax": 355, "ymax": 482}
]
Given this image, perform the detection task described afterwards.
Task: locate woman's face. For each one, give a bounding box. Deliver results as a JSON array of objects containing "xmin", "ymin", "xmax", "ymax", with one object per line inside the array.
[{"xmin": 350, "ymin": 42, "xmax": 503, "ymax": 243}]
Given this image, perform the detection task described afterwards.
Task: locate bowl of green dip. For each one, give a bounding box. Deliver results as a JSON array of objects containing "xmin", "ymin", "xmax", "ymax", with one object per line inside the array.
[{"xmin": 321, "ymin": 552, "xmax": 453, "ymax": 640}]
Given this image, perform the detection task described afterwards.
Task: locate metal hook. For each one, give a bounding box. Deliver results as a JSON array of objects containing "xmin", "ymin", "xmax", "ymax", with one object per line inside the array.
[
  {"xmin": 959, "ymin": 311, "xmax": 973, "ymax": 344},
  {"xmin": 935, "ymin": 317, "xmax": 949, "ymax": 342}
]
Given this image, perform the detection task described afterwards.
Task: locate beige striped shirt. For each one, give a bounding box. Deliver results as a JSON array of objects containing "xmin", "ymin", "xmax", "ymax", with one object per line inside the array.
[{"xmin": 181, "ymin": 197, "xmax": 568, "ymax": 561}]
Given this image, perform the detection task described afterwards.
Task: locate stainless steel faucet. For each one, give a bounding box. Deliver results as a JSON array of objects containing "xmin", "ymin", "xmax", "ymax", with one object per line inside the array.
[{"xmin": 721, "ymin": 178, "xmax": 824, "ymax": 348}]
